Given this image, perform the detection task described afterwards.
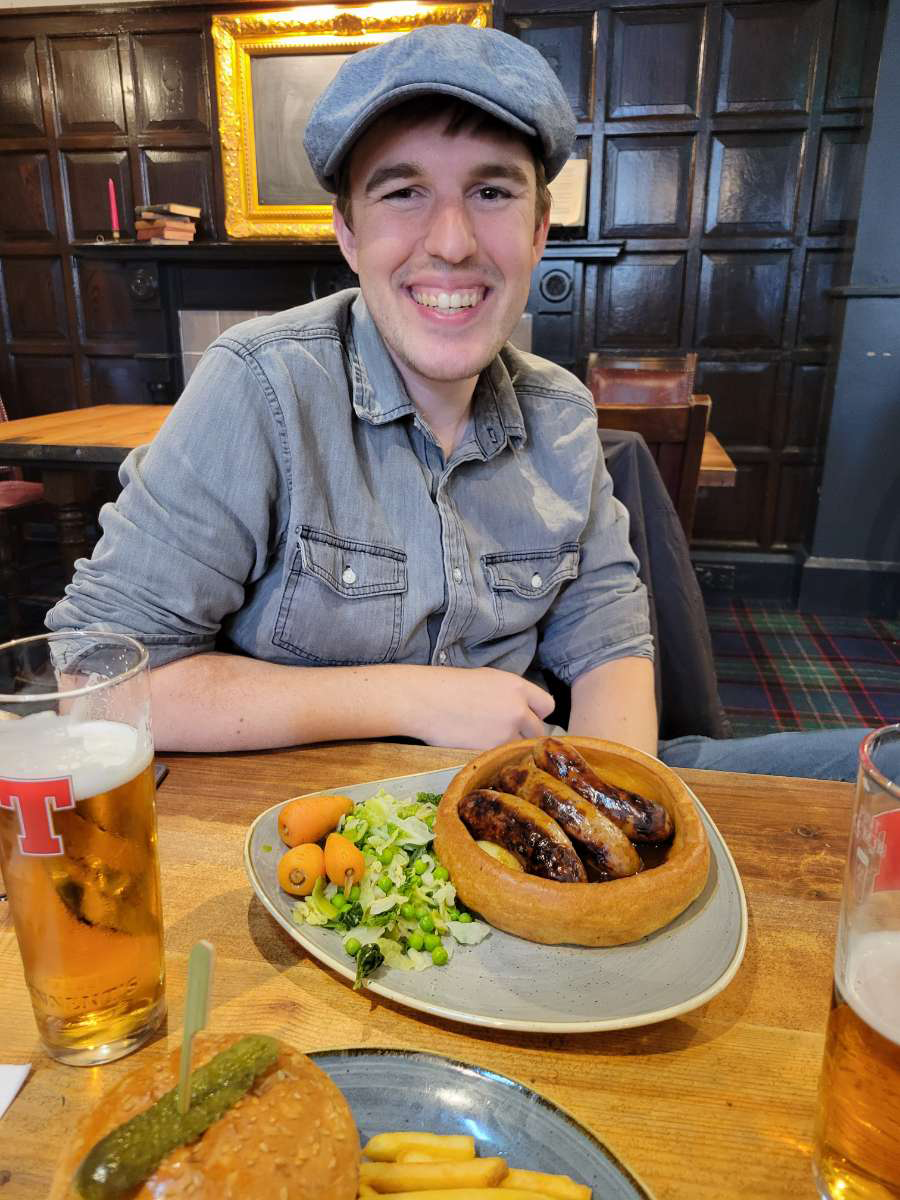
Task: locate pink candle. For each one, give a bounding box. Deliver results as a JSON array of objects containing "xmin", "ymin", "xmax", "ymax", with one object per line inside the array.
[{"xmin": 107, "ymin": 177, "xmax": 120, "ymax": 238}]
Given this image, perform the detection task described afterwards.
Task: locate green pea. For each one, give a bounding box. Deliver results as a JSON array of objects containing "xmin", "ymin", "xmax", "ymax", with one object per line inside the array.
[
  {"xmin": 414, "ymin": 903, "xmax": 428, "ymax": 919},
  {"xmin": 419, "ymin": 914, "xmax": 435, "ymax": 933},
  {"xmin": 349, "ymin": 884, "xmax": 361, "ymax": 902},
  {"xmin": 423, "ymin": 932, "xmax": 440, "ymax": 951},
  {"xmin": 458, "ymin": 912, "xmax": 473, "ymax": 924},
  {"xmin": 344, "ymin": 937, "xmax": 361, "ymax": 957},
  {"xmin": 400, "ymin": 902, "xmax": 417, "ymax": 920},
  {"xmin": 446, "ymin": 907, "xmax": 460, "ymax": 921},
  {"xmin": 433, "ymin": 866, "xmax": 449, "ymax": 881},
  {"xmin": 378, "ymin": 876, "xmax": 393, "ymax": 894},
  {"xmin": 332, "ymin": 893, "xmax": 346, "ymax": 910},
  {"xmin": 379, "ymin": 846, "xmax": 395, "ymax": 865},
  {"xmin": 408, "ymin": 931, "xmax": 425, "ymax": 952},
  {"xmin": 431, "ymin": 946, "xmax": 449, "ymax": 966},
  {"xmin": 413, "ymin": 860, "xmax": 428, "ymax": 876}
]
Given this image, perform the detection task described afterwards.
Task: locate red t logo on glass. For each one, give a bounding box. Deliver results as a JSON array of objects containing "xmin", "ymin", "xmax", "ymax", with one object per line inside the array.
[{"xmin": 0, "ymin": 778, "xmax": 75, "ymax": 855}]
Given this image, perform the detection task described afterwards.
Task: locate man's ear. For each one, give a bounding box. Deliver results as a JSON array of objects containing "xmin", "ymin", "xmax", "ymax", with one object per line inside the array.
[
  {"xmin": 531, "ymin": 207, "xmax": 551, "ymax": 266},
  {"xmin": 332, "ymin": 205, "xmax": 358, "ymax": 273}
]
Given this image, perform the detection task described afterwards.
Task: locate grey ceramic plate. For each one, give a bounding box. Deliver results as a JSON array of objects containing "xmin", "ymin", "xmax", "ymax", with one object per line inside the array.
[
  {"xmin": 244, "ymin": 766, "xmax": 748, "ymax": 1032},
  {"xmin": 312, "ymin": 1047, "xmax": 653, "ymax": 1199}
]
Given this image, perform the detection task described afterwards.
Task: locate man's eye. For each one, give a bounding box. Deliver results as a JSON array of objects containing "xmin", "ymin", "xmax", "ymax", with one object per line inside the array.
[
  {"xmin": 382, "ymin": 187, "xmax": 417, "ymax": 201},
  {"xmin": 477, "ymin": 186, "xmax": 512, "ymax": 201}
]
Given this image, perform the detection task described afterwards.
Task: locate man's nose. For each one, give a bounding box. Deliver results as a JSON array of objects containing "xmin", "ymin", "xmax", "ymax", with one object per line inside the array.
[{"xmin": 422, "ymin": 201, "xmax": 477, "ymax": 263}]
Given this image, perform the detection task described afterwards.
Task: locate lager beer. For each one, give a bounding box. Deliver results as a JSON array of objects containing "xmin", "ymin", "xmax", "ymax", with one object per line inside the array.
[
  {"xmin": 814, "ymin": 932, "xmax": 900, "ymax": 1199},
  {"xmin": 0, "ymin": 713, "xmax": 165, "ymax": 1063},
  {"xmin": 813, "ymin": 723, "xmax": 900, "ymax": 1199},
  {"xmin": 1, "ymin": 708, "xmax": 166, "ymax": 1065}
]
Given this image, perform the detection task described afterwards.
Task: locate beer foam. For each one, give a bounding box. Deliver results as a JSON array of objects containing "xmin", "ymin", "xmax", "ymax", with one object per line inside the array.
[
  {"xmin": 844, "ymin": 930, "xmax": 900, "ymax": 1046},
  {"xmin": 0, "ymin": 713, "xmax": 152, "ymax": 801}
]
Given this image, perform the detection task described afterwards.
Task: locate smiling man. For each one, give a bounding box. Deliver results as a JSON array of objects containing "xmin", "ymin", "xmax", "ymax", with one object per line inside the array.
[
  {"xmin": 45, "ymin": 25, "xmax": 867, "ymax": 779},
  {"xmin": 331, "ymin": 102, "xmax": 548, "ymax": 440}
]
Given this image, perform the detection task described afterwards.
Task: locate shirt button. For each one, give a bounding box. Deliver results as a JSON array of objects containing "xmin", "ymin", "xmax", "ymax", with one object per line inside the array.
[
  {"xmin": 342, "ymin": 566, "xmax": 357, "ymax": 585},
  {"xmin": 531, "ymin": 573, "xmax": 543, "ymax": 589},
  {"xmin": 438, "ymin": 650, "xmax": 448, "ymax": 665},
  {"xmin": 452, "ymin": 567, "xmax": 462, "ymax": 584}
]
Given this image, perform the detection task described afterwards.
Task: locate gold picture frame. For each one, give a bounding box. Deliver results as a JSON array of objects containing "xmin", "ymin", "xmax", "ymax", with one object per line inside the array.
[{"xmin": 213, "ymin": 3, "xmax": 492, "ymax": 240}]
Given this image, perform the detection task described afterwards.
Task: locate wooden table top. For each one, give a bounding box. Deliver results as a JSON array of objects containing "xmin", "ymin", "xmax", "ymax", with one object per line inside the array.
[
  {"xmin": 698, "ymin": 431, "xmax": 737, "ymax": 487},
  {"xmin": 0, "ymin": 403, "xmax": 735, "ymax": 487},
  {"xmin": 0, "ymin": 741, "xmax": 850, "ymax": 1199},
  {"xmin": 0, "ymin": 404, "xmax": 173, "ymax": 466}
]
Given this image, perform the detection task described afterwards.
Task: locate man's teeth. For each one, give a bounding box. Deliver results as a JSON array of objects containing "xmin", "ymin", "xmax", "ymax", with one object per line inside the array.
[{"xmin": 411, "ymin": 289, "xmax": 482, "ymax": 310}]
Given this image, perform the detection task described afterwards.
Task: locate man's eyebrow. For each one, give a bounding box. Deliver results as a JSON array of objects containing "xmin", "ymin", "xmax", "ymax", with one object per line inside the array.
[
  {"xmin": 468, "ymin": 162, "xmax": 531, "ymax": 188},
  {"xmin": 363, "ymin": 163, "xmax": 424, "ymax": 195},
  {"xmin": 362, "ymin": 160, "xmax": 533, "ymax": 196}
]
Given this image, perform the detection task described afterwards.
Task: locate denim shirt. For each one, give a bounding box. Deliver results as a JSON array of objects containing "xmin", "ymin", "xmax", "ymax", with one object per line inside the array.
[{"xmin": 47, "ymin": 291, "xmax": 652, "ymax": 682}]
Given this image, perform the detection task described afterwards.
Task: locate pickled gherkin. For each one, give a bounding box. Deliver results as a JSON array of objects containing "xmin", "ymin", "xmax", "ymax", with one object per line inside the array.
[{"xmin": 74, "ymin": 1034, "xmax": 279, "ymax": 1199}]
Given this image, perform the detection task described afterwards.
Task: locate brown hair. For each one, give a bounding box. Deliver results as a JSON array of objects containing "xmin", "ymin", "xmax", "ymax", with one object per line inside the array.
[{"xmin": 334, "ymin": 95, "xmax": 551, "ymax": 232}]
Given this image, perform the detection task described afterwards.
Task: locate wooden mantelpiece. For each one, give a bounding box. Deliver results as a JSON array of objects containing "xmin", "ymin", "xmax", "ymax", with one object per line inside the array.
[
  {"xmin": 69, "ymin": 241, "xmax": 624, "ymax": 263},
  {"xmin": 70, "ymin": 242, "xmax": 351, "ymax": 263}
]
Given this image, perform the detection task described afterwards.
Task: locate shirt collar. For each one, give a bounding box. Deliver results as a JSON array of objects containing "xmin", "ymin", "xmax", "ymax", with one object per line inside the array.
[
  {"xmin": 478, "ymin": 352, "xmax": 527, "ymax": 456},
  {"xmin": 348, "ymin": 294, "xmax": 527, "ymax": 455},
  {"xmin": 348, "ymin": 295, "xmax": 417, "ymax": 424}
]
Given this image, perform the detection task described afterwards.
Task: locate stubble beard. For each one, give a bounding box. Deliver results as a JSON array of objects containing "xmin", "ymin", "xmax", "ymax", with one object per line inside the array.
[{"xmin": 378, "ymin": 284, "xmax": 525, "ymax": 386}]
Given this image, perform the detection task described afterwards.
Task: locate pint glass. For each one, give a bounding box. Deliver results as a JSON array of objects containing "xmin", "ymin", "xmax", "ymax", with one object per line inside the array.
[
  {"xmin": 0, "ymin": 631, "xmax": 166, "ymax": 1066},
  {"xmin": 813, "ymin": 724, "xmax": 900, "ymax": 1199}
]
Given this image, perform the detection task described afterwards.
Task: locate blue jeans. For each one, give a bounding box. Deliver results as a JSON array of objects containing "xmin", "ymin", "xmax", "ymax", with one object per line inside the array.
[{"xmin": 658, "ymin": 728, "xmax": 871, "ymax": 782}]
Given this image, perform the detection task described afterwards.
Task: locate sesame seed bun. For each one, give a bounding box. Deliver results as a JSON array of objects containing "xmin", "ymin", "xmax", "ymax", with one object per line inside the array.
[{"xmin": 51, "ymin": 1034, "xmax": 359, "ymax": 1200}]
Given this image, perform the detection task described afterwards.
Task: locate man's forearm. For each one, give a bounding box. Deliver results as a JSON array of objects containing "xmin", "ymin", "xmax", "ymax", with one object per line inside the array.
[
  {"xmin": 567, "ymin": 656, "xmax": 658, "ymax": 757},
  {"xmin": 149, "ymin": 653, "xmax": 421, "ymax": 751},
  {"xmin": 148, "ymin": 652, "xmax": 555, "ymax": 752}
]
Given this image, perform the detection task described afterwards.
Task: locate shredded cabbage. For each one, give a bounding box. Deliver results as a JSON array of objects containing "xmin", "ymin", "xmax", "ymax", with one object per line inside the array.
[{"xmin": 289, "ymin": 787, "xmax": 491, "ymax": 975}]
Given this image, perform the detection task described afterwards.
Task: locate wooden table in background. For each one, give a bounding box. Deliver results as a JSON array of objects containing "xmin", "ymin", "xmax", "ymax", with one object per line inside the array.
[
  {"xmin": 0, "ymin": 404, "xmax": 172, "ymax": 574},
  {"xmin": 698, "ymin": 431, "xmax": 738, "ymax": 487},
  {"xmin": 0, "ymin": 742, "xmax": 851, "ymax": 1199},
  {"xmin": 0, "ymin": 404, "xmax": 735, "ymax": 576}
]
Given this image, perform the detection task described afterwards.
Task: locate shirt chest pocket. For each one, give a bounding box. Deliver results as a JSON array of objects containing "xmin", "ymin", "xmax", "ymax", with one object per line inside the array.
[
  {"xmin": 274, "ymin": 527, "xmax": 407, "ymax": 665},
  {"xmin": 481, "ymin": 544, "xmax": 580, "ymax": 637}
]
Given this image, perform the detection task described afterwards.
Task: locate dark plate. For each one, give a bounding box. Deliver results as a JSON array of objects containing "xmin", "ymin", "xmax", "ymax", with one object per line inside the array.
[{"xmin": 311, "ymin": 1047, "xmax": 654, "ymax": 1198}]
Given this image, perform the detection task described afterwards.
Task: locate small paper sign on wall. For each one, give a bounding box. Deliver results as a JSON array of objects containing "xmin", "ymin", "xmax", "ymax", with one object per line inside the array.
[{"xmin": 549, "ymin": 158, "xmax": 588, "ymax": 227}]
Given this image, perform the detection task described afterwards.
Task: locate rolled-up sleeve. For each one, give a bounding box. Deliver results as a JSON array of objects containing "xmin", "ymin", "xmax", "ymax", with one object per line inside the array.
[
  {"xmin": 46, "ymin": 344, "xmax": 285, "ymax": 668},
  {"xmin": 537, "ymin": 435, "xmax": 653, "ymax": 686}
]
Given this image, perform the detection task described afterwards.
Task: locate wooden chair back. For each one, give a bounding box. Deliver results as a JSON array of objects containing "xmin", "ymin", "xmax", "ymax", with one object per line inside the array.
[
  {"xmin": 0, "ymin": 395, "xmax": 56, "ymax": 637},
  {"xmin": 587, "ymin": 352, "xmax": 698, "ymax": 407},
  {"xmin": 593, "ymin": 392, "xmax": 710, "ymax": 540}
]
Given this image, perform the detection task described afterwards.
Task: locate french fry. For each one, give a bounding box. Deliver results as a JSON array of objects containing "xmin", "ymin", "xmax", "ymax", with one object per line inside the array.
[
  {"xmin": 374, "ymin": 1192, "xmax": 557, "ymax": 1200},
  {"xmin": 360, "ymin": 1157, "xmax": 507, "ymax": 1192},
  {"xmin": 364, "ymin": 1133, "xmax": 477, "ymax": 1162},
  {"xmin": 499, "ymin": 1168, "xmax": 591, "ymax": 1200},
  {"xmin": 397, "ymin": 1149, "xmax": 465, "ymax": 1163}
]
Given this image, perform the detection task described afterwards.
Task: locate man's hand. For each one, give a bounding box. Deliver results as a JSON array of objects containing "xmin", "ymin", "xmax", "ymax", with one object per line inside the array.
[{"xmin": 401, "ymin": 666, "xmax": 555, "ymax": 749}]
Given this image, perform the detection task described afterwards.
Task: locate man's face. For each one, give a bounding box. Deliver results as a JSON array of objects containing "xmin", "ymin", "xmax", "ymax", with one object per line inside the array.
[{"xmin": 333, "ymin": 115, "xmax": 550, "ymax": 398}]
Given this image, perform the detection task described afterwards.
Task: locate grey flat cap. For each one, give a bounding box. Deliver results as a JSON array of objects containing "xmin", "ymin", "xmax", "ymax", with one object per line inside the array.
[{"xmin": 304, "ymin": 23, "xmax": 576, "ymax": 191}]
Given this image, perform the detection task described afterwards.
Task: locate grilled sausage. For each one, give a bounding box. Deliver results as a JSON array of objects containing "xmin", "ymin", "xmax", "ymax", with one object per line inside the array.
[
  {"xmin": 535, "ymin": 737, "xmax": 674, "ymax": 842},
  {"xmin": 498, "ymin": 763, "xmax": 642, "ymax": 878},
  {"xmin": 458, "ymin": 789, "xmax": 587, "ymax": 882}
]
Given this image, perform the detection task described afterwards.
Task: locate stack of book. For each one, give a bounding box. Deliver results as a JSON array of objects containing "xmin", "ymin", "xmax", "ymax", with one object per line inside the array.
[{"xmin": 134, "ymin": 202, "xmax": 201, "ymax": 244}]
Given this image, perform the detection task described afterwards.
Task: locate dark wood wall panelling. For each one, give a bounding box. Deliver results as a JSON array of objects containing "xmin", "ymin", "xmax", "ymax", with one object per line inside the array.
[
  {"xmin": 0, "ymin": 0, "xmax": 888, "ymax": 556},
  {"xmin": 505, "ymin": 0, "xmax": 885, "ymax": 550},
  {"xmin": 0, "ymin": 8, "xmax": 220, "ymax": 416}
]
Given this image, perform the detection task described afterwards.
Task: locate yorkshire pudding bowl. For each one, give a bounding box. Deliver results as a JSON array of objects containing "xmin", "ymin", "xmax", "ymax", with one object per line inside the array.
[{"xmin": 434, "ymin": 737, "xmax": 710, "ymax": 947}]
